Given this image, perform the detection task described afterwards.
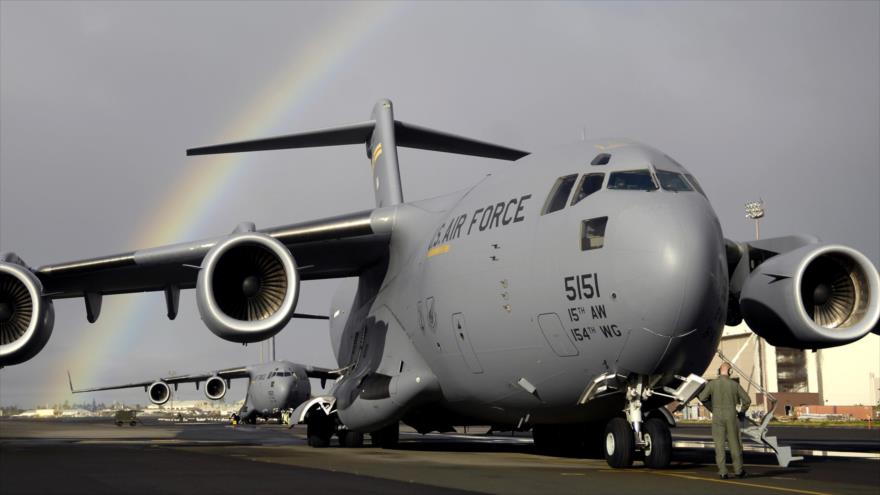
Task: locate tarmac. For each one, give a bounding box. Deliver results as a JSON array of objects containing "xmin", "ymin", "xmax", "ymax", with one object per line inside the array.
[{"xmin": 1, "ymin": 418, "xmax": 878, "ymax": 495}]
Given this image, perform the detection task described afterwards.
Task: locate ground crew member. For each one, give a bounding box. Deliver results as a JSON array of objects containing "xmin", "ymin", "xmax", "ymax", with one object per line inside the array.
[{"xmin": 698, "ymin": 362, "xmax": 751, "ymax": 479}]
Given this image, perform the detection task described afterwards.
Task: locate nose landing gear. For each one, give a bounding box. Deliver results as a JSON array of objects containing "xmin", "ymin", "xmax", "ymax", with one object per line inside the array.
[
  {"xmin": 593, "ymin": 373, "xmax": 703, "ymax": 469},
  {"xmin": 604, "ymin": 376, "xmax": 671, "ymax": 468}
]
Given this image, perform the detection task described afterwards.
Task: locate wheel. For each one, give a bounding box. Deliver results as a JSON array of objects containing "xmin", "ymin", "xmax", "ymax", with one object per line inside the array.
[
  {"xmin": 130, "ymin": 421, "xmax": 137, "ymax": 427},
  {"xmin": 603, "ymin": 417, "xmax": 634, "ymax": 468},
  {"xmin": 370, "ymin": 422, "xmax": 399, "ymax": 448},
  {"xmin": 306, "ymin": 413, "xmax": 333, "ymax": 448},
  {"xmin": 642, "ymin": 418, "xmax": 672, "ymax": 469},
  {"xmin": 116, "ymin": 422, "xmax": 123, "ymax": 427},
  {"xmin": 338, "ymin": 429, "xmax": 365, "ymax": 448}
]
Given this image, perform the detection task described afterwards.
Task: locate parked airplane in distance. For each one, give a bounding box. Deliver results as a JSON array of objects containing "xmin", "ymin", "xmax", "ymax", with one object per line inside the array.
[
  {"xmin": 3, "ymin": 99, "xmax": 878, "ymax": 468},
  {"xmin": 68, "ymin": 361, "xmax": 340, "ymax": 426}
]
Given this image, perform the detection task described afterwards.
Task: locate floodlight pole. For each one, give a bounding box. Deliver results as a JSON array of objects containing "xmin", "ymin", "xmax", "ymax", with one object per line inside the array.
[{"xmin": 745, "ymin": 199, "xmax": 768, "ymax": 412}]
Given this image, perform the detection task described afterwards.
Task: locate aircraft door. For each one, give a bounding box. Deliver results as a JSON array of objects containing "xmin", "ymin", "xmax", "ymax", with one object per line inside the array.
[{"xmin": 451, "ymin": 313, "xmax": 483, "ymax": 373}]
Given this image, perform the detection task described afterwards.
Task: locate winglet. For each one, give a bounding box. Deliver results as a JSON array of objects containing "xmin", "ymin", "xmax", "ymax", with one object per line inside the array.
[{"xmin": 67, "ymin": 370, "xmax": 75, "ymax": 393}]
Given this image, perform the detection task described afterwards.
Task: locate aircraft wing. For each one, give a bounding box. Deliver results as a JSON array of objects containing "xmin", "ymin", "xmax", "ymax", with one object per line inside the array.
[
  {"xmin": 34, "ymin": 209, "xmax": 390, "ymax": 320},
  {"xmin": 303, "ymin": 365, "xmax": 344, "ymax": 381},
  {"xmin": 67, "ymin": 366, "xmax": 251, "ymax": 394}
]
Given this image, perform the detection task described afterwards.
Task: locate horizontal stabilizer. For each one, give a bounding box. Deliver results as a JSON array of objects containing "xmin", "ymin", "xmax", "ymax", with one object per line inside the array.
[
  {"xmin": 187, "ymin": 121, "xmax": 374, "ymax": 156},
  {"xmin": 187, "ymin": 120, "xmax": 529, "ymax": 161},
  {"xmin": 394, "ymin": 121, "xmax": 528, "ymax": 161}
]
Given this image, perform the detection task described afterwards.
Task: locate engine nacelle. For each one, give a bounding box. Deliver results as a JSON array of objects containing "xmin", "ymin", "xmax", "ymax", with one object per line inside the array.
[
  {"xmin": 0, "ymin": 256, "xmax": 55, "ymax": 367},
  {"xmin": 196, "ymin": 233, "xmax": 300, "ymax": 343},
  {"xmin": 148, "ymin": 381, "xmax": 171, "ymax": 405},
  {"xmin": 204, "ymin": 375, "xmax": 227, "ymax": 400},
  {"xmin": 740, "ymin": 244, "xmax": 880, "ymax": 349}
]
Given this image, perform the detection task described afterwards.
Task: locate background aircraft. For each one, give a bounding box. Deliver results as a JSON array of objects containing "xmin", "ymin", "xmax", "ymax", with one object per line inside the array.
[
  {"xmin": 69, "ymin": 360, "xmax": 340, "ymax": 425},
  {"xmin": 2, "ymin": 97, "xmax": 878, "ymax": 469}
]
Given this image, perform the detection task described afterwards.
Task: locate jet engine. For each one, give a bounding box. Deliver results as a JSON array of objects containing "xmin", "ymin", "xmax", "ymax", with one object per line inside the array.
[
  {"xmin": 204, "ymin": 375, "xmax": 227, "ymax": 400},
  {"xmin": 739, "ymin": 244, "xmax": 879, "ymax": 349},
  {"xmin": 196, "ymin": 233, "xmax": 300, "ymax": 343},
  {"xmin": 0, "ymin": 256, "xmax": 55, "ymax": 367},
  {"xmin": 148, "ymin": 381, "xmax": 171, "ymax": 405}
]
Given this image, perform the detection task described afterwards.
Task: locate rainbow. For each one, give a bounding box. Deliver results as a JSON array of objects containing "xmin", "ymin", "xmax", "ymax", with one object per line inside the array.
[{"xmin": 44, "ymin": 3, "xmax": 403, "ymax": 404}]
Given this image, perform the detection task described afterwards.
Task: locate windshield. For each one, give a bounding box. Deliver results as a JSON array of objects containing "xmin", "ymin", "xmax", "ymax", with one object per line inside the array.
[
  {"xmin": 607, "ymin": 170, "xmax": 657, "ymax": 191},
  {"xmin": 656, "ymin": 170, "xmax": 693, "ymax": 192},
  {"xmin": 571, "ymin": 173, "xmax": 604, "ymax": 206},
  {"xmin": 684, "ymin": 173, "xmax": 707, "ymax": 197}
]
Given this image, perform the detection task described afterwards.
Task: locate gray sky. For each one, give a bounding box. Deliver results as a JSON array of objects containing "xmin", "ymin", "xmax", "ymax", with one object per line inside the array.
[{"xmin": 1, "ymin": 1, "xmax": 878, "ymax": 408}]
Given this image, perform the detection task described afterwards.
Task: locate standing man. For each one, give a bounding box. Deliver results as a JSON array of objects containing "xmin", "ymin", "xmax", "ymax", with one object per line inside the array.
[{"xmin": 698, "ymin": 362, "xmax": 751, "ymax": 479}]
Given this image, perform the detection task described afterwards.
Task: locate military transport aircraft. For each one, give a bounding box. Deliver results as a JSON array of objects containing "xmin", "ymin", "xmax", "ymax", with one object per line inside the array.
[
  {"xmin": 68, "ymin": 360, "xmax": 341, "ymax": 428},
  {"xmin": 1, "ymin": 99, "xmax": 878, "ymax": 468}
]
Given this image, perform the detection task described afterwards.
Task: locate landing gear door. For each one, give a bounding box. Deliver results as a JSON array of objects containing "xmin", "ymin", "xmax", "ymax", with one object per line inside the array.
[{"xmin": 452, "ymin": 313, "xmax": 483, "ymax": 373}]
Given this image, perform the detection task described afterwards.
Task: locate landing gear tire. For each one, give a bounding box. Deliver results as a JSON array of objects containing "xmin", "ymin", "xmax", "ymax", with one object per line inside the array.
[
  {"xmin": 338, "ymin": 429, "xmax": 365, "ymax": 448},
  {"xmin": 642, "ymin": 418, "xmax": 672, "ymax": 469},
  {"xmin": 306, "ymin": 414, "xmax": 333, "ymax": 448},
  {"xmin": 370, "ymin": 422, "xmax": 399, "ymax": 449},
  {"xmin": 604, "ymin": 417, "xmax": 634, "ymax": 468}
]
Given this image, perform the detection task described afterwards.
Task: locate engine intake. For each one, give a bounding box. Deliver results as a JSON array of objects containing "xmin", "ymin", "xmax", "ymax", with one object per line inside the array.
[
  {"xmin": 0, "ymin": 257, "xmax": 55, "ymax": 367},
  {"xmin": 740, "ymin": 244, "xmax": 879, "ymax": 349},
  {"xmin": 196, "ymin": 233, "xmax": 299, "ymax": 343},
  {"xmin": 148, "ymin": 381, "xmax": 171, "ymax": 405},
  {"xmin": 205, "ymin": 375, "xmax": 227, "ymax": 400}
]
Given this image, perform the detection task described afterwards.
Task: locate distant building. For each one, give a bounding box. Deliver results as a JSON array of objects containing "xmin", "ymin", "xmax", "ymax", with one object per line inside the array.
[
  {"xmin": 60, "ymin": 409, "xmax": 92, "ymax": 418},
  {"xmin": 703, "ymin": 323, "xmax": 880, "ymax": 417},
  {"xmin": 15, "ymin": 409, "xmax": 57, "ymax": 418}
]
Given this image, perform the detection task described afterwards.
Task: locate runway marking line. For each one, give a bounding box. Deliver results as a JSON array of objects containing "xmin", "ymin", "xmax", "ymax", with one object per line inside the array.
[{"xmin": 650, "ymin": 471, "xmax": 834, "ymax": 495}]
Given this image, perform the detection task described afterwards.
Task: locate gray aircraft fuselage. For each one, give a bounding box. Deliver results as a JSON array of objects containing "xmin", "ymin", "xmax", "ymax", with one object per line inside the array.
[
  {"xmin": 330, "ymin": 140, "xmax": 726, "ymax": 431},
  {"xmin": 240, "ymin": 361, "xmax": 312, "ymax": 421}
]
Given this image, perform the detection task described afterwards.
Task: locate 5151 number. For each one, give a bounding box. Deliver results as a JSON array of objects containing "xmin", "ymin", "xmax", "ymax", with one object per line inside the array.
[{"xmin": 564, "ymin": 273, "xmax": 601, "ymax": 301}]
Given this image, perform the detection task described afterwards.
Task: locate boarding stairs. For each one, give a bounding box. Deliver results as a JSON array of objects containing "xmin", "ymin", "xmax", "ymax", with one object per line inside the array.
[{"xmin": 716, "ymin": 350, "xmax": 803, "ymax": 467}]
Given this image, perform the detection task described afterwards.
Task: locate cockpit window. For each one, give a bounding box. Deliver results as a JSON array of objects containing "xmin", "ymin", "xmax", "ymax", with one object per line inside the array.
[
  {"xmin": 656, "ymin": 169, "xmax": 693, "ymax": 192},
  {"xmin": 542, "ymin": 174, "xmax": 578, "ymax": 215},
  {"xmin": 581, "ymin": 216, "xmax": 608, "ymax": 251},
  {"xmin": 684, "ymin": 173, "xmax": 707, "ymax": 198},
  {"xmin": 591, "ymin": 153, "xmax": 611, "ymax": 166},
  {"xmin": 607, "ymin": 170, "xmax": 658, "ymax": 191},
  {"xmin": 571, "ymin": 173, "xmax": 604, "ymax": 206}
]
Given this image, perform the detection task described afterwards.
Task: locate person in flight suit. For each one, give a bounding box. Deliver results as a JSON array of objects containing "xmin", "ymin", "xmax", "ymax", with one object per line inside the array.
[{"xmin": 698, "ymin": 362, "xmax": 751, "ymax": 479}]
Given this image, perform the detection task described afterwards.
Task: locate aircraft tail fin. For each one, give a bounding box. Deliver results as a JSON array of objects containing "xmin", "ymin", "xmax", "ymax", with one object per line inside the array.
[{"xmin": 187, "ymin": 99, "xmax": 529, "ymax": 207}]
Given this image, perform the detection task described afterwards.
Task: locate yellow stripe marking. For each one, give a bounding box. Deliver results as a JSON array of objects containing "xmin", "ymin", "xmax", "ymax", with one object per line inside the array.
[
  {"xmin": 426, "ymin": 244, "xmax": 450, "ymax": 258},
  {"xmin": 371, "ymin": 143, "xmax": 383, "ymax": 168},
  {"xmin": 651, "ymin": 471, "xmax": 834, "ymax": 495}
]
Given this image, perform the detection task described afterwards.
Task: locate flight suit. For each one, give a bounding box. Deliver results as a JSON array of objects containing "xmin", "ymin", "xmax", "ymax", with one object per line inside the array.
[{"xmin": 698, "ymin": 375, "xmax": 751, "ymax": 476}]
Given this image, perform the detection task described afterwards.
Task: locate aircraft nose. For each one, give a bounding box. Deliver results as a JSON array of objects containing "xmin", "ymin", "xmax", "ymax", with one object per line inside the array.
[{"xmin": 611, "ymin": 195, "xmax": 727, "ymax": 339}]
